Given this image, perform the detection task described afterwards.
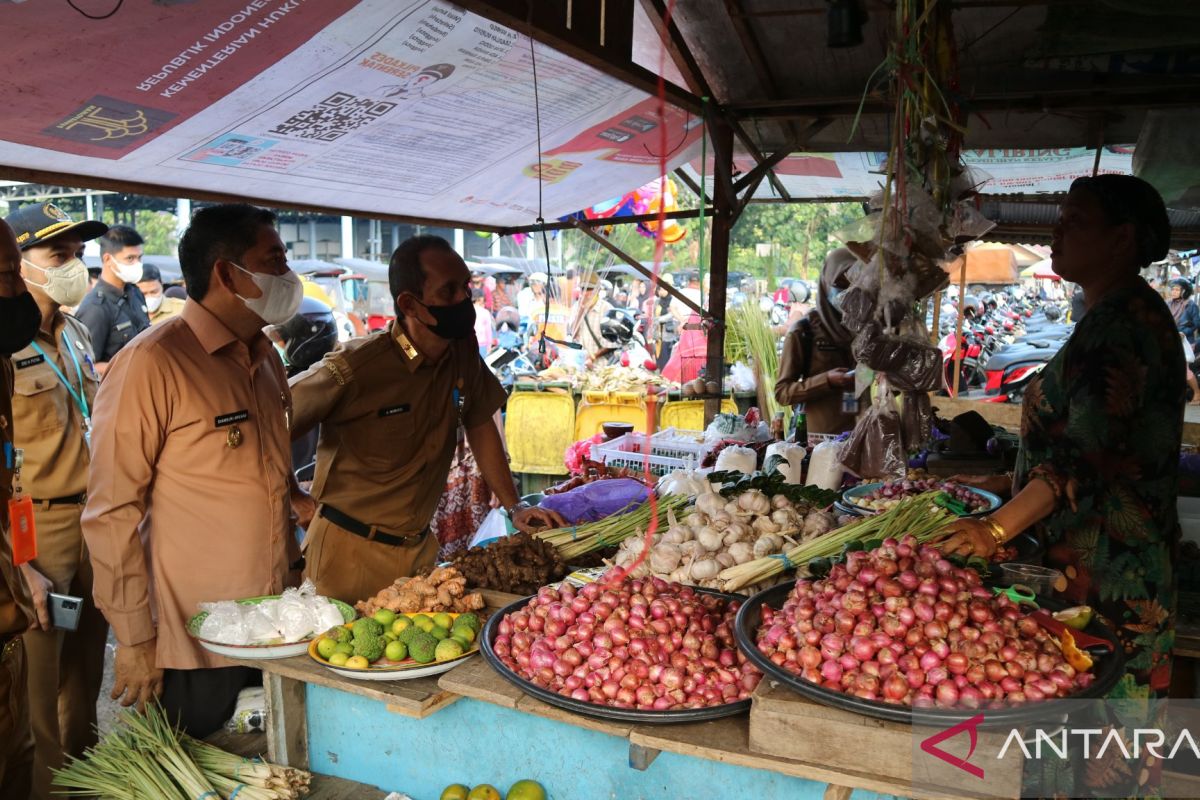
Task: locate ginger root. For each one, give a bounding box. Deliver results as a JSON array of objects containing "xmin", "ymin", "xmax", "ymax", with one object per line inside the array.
[{"xmin": 355, "ymin": 566, "xmax": 481, "ymax": 616}]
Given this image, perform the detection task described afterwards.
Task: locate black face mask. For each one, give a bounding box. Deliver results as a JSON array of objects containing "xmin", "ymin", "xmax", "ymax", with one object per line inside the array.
[
  {"xmin": 0, "ymin": 291, "xmax": 41, "ymax": 354},
  {"xmin": 416, "ymin": 297, "xmax": 476, "ymax": 340}
]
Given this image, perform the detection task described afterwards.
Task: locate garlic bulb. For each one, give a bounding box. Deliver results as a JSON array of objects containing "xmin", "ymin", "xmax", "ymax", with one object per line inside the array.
[
  {"xmin": 728, "ymin": 541, "xmax": 755, "ymax": 565},
  {"xmin": 771, "ymin": 509, "xmax": 795, "ymax": 527},
  {"xmin": 753, "ymin": 533, "xmax": 785, "ymax": 558},
  {"xmin": 752, "ymin": 516, "xmax": 781, "ymax": 534},
  {"xmin": 736, "ymin": 489, "xmax": 771, "ymax": 516},
  {"xmin": 771, "ymin": 494, "xmax": 793, "ymax": 510},
  {"xmin": 697, "ymin": 527, "xmax": 724, "ymax": 552},
  {"xmin": 722, "ymin": 526, "xmax": 747, "ymax": 546},
  {"xmin": 715, "ymin": 551, "xmax": 736, "ymax": 569},
  {"xmin": 694, "ymin": 493, "xmax": 724, "ymax": 517},
  {"xmin": 689, "ymin": 558, "xmax": 720, "ymax": 580},
  {"xmin": 650, "ymin": 544, "xmax": 682, "ymax": 574}
]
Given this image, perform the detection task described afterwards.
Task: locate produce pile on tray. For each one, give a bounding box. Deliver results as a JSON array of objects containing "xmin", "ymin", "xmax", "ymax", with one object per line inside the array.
[
  {"xmin": 448, "ymin": 532, "xmax": 567, "ymax": 595},
  {"xmin": 852, "ymin": 478, "xmax": 990, "ymax": 513},
  {"xmin": 313, "ymin": 609, "xmax": 481, "ymax": 669},
  {"xmin": 355, "ymin": 567, "xmax": 484, "ymax": 616},
  {"xmin": 196, "ymin": 581, "xmax": 345, "ymax": 646},
  {"xmin": 536, "ymin": 363, "xmax": 668, "ymax": 393},
  {"xmin": 755, "ymin": 535, "xmax": 1095, "ymax": 708},
  {"xmin": 611, "ymin": 483, "xmax": 838, "ymax": 593},
  {"xmin": 492, "ymin": 577, "xmax": 761, "ymax": 711}
]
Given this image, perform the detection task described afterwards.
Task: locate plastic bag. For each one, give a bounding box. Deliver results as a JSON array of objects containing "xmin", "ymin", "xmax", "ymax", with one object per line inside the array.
[
  {"xmin": 838, "ymin": 390, "xmax": 906, "ymax": 480},
  {"xmin": 538, "ymin": 478, "xmax": 649, "ymax": 524},
  {"xmin": 899, "ymin": 391, "xmax": 934, "ymax": 454},
  {"xmin": 198, "ymin": 601, "xmax": 250, "ymax": 645},
  {"xmin": 852, "ymin": 325, "xmax": 942, "ymax": 392},
  {"xmin": 469, "ymin": 507, "xmax": 512, "ymax": 549},
  {"xmin": 729, "ymin": 362, "xmax": 757, "ymax": 393},
  {"xmin": 703, "ymin": 412, "xmax": 769, "ymax": 448},
  {"xmin": 764, "ymin": 442, "xmax": 807, "ymax": 484},
  {"xmin": 714, "ymin": 445, "xmax": 757, "ymax": 475},
  {"xmin": 807, "ymin": 440, "xmax": 846, "ymax": 491},
  {"xmin": 224, "ymin": 687, "xmax": 266, "ymax": 734}
]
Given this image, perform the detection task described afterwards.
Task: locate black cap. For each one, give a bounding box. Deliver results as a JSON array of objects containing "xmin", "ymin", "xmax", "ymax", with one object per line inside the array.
[
  {"xmin": 140, "ymin": 263, "xmax": 163, "ymax": 283},
  {"xmin": 4, "ymin": 203, "xmax": 107, "ymax": 251}
]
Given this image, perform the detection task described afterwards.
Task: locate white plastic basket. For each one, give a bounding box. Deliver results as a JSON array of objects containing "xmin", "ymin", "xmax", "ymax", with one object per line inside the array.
[
  {"xmin": 806, "ymin": 432, "xmax": 841, "ymax": 448},
  {"xmin": 592, "ymin": 427, "xmax": 706, "ymax": 476}
]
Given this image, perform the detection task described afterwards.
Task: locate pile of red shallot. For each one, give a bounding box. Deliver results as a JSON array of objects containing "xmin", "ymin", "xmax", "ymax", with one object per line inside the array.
[
  {"xmin": 756, "ymin": 535, "xmax": 1094, "ymax": 708},
  {"xmin": 493, "ymin": 577, "xmax": 761, "ymax": 710}
]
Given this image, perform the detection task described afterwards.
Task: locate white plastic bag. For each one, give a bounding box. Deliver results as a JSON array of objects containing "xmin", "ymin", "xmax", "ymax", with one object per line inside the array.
[
  {"xmin": 714, "ymin": 445, "xmax": 757, "ymax": 475},
  {"xmin": 764, "ymin": 442, "xmax": 807, "ymax": 485},
  {"xmin": 729, "ymin": 362, "xmax": 757, "ymax": 393},
  {"xmin": 808, "ymin": 440, "xmax": 846, "ymax": 491},
  {"xmin": 469, "ymin": 507, "xmax": 512, "ymax": 549}
]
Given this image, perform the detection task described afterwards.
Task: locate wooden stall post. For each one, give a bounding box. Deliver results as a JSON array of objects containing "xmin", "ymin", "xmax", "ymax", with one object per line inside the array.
[{"xmin": 704, "ymin": 111, "xmax": 736, "ymax": 424}]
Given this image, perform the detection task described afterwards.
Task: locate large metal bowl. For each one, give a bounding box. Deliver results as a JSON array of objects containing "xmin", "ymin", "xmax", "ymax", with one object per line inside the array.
[
  {"xmin": 481, "ymin": 589, "xmax": 753, "ymax": 724},
  {"xmin": 735, "ymin": 581, "xmax": 1125, "ymax": 728}
]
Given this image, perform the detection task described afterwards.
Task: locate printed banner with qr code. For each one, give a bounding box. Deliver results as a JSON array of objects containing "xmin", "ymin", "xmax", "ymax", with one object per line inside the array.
[{"xmin": 0, "ymin": 0, "xmax": 704, "ymax": 228}]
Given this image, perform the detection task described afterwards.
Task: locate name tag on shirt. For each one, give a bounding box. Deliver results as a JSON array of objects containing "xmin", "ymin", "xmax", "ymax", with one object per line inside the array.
[
  {"xmin": 816, "ymin": 339, "xmax": 840, "ymax": 352},
  {"xmin": 378, "ymin": 403, "xmax": 411, "ymax": 418},
  {"xmin": 215, "ymin": 410, "xmax": 250, "ymax": 427},
  {"xmin": 115, "ymin": 321, "xmax": 133, "ymax": 332},
  {"xmin": 15, "ymin": 354, "xmax": 44, "ymax": 369}
]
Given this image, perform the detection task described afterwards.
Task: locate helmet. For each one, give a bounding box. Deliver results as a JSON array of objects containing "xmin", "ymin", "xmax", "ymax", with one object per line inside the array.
[
  {"xmin": 789, "ymin": 281, "xmax": 811, "ymax": 304},
  {"xmin": 1043, "ymin": 304, "xmax": 1062, "ymax": 322},
  {"xmin": 495, "ymin": 305, "xmax": 520, "ymax": 331},
  {"xmin": 1170, "ymin": 278, "xmax": 1193, "ymax": 299},
  {"xmin": 275, "ymin": 297, "xmax": 338, "ymax": 376},
  {"xmin": 600, "ymin": 308, "xmax": 636, "ymax": 345}
]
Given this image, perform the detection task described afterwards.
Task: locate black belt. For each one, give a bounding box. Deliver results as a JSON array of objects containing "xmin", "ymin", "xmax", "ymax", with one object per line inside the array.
[
  {"xmin": 31, "ymin": 493, "xmax": 86, "ymax": 506},
  {"xmin": 319, "ymin": 505, "xmax": 428, "ymax": 547}
]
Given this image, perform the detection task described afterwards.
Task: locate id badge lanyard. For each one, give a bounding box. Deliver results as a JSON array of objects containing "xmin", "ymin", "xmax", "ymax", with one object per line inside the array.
[{"xmin": 30, "ymin": 335, "xmax": 92, "ymax": 448}]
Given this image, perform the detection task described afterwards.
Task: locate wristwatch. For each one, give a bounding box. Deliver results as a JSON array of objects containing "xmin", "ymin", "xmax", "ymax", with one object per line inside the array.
[{"xmin": 506, "ymin": 500, "xmax": 532, "ymax": 517}]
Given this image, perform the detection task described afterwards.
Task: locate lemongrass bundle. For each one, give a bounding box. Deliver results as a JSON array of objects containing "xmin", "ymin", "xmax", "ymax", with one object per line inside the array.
[
  {"xmin": 717, "ymin": 492, "xmax": 956, "ymax": 591},
  {"xmin": 535, "ymin": 494, "xmax": 689, "ymax": 560}
]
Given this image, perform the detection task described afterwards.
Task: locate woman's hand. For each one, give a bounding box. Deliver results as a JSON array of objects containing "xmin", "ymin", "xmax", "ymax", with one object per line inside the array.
[
  {"xmin": 933, "ymin": 518, "xmax": 1000, "ymax": 559},
  {"xmin": 947, "ymin": 473, "xmax": 1012, "ymax": 498}
]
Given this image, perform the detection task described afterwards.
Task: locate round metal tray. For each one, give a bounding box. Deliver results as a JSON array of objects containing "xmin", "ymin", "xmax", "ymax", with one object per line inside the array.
[
  {"xmin": 735, "ymin": 581, "xmax": 1124, "ymax": 728},
  {"xmin": 842, "ymin": 482, "xmax": 1001, "ymax": 518},
  {"xmin": 481, "ymin": 590, "xmax": 753, "ymax": 725}
]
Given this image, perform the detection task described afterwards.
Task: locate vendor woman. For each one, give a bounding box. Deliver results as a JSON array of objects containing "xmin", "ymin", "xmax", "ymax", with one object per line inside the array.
[
  {"xmin": 940, "ymin": 175, "xmax": 1183, "ymax": 698},
  {"xmin": 289, "ymin": 236, "xmax": 565, "ymax": 604}
]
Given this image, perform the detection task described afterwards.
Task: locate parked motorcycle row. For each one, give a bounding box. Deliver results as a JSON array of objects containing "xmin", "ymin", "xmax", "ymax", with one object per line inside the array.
[{"xmin": 937, "ymin": 291, "xmax": 1073, "ymax": 403}]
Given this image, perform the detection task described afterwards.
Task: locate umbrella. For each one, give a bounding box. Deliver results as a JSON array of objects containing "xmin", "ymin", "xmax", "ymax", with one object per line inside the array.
[{"xmin": 1020, "ymin": 258, "xmax": 1061, "ymax": 281}]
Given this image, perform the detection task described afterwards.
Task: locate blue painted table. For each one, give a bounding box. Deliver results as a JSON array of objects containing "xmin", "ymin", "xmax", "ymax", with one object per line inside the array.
[{"xmin": 236, "ymin": 652, "xmax": 913, "ymax": 800}]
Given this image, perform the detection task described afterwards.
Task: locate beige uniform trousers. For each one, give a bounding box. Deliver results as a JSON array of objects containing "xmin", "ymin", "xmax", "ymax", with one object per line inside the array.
[
  {"xmin": 0, "ymin": 638, "xmax": 33, "ymax": 800},
  {"xmin": 22, "ymin": 502, "xmax": 108, "ymax": 800},
  {"xmin": 303, "ymin": 512, "xmax": 439, "ymax": 606}
]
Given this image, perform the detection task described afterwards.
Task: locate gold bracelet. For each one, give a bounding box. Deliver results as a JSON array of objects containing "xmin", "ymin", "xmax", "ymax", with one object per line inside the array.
[{"xmin": 980, "ymin": 517, "xmax": 1007, "ymax": 545}]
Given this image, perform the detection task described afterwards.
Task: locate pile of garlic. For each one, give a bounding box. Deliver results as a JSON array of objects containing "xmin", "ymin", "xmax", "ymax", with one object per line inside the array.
[{"xmin": 611, "ymin": 484, "xmax": 839, "ymax": 593}]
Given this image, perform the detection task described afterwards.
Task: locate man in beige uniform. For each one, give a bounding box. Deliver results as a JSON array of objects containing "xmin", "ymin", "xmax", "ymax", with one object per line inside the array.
[
  {"xmin": 568, "ymin": 272, "xmax": 615, "ymax": 362},
  {"xmin": 0, "ymin": 218, "xmax": 41, "ymax": 799},
  {"xmin": 83, "ymin": 204, "xmax": 307, "ymax": 736},
  {"xmin": 137, "ymin": 263, "xmax": 185, "ymax": 324},
  {"xmin": 5, "ymin": 203, "xmax": 110, "ymax": 800},
  {"xmin": 290, "ymin": 235, "xmax": 563, "ymax": 604}
]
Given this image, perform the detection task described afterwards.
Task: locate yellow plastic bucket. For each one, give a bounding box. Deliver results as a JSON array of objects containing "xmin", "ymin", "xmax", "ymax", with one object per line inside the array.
[
  {"xmin": 574, "ymin": 391, "xmax": 655, "ymax": 441},
  {"xmin": 505, "ymin": 389, "xmax": 576, "ymax": 474},
  {"xmin": 659, "ymin": 398, "xmax": 737, "ymax": 431}
]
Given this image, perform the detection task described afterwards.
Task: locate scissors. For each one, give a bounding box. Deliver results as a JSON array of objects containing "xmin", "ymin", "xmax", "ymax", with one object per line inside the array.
[{"xmin": 992, "ymin": 584, "xmax": 1038, "ymax": 607}]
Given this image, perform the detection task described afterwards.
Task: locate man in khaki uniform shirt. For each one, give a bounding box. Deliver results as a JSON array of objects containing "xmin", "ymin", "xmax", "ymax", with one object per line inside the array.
[
  {"xmin": 290, "ymin": 236, "xmax": 563, "ymax": 604},
  {"xmin": 5, "ymin": 203, "xmax": 110, "ymax": 800},
  {"xmin": 0, "ymin": 218, "xmax": 40, "ymax": 800},
  {"xmin": 137, "ymin": 264, "xmax": 185, "ymax": 324},
  {"xmin": 83, "ymin": 204, "xmax": 307, "ymax": 737}
]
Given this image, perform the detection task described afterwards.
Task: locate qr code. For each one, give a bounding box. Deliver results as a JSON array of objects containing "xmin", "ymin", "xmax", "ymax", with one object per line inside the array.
[{"xmin": 269, "ymin": 92, "xmax": 397, "ymax": 142}]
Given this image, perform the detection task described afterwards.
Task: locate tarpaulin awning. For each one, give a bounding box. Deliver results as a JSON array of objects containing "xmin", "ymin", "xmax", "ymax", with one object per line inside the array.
[
  {"xmin": 1021, "ymin": 259, "xmax": 1062, "ymax": 280},
  {"xmin": 0, "ymin": 0, "xmax": 703, "ymax": 231},
  {"xmin": 942, "ymin": 245, "xmax": 1021, "ymax": 286}
]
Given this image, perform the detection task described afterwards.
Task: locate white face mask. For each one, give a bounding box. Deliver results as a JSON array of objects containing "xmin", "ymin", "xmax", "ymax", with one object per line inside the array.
[
  {"xmin": 232, "ymin": 263, "xmax": 303, "ymax": 325},
  {"xmin": 113, "ymin": 259, "xmax": 143, "ymax": 284},
  {"xmin": 145, "ymin": 293, "xmax": 164, "ymax": 313},
  {"xmin": 24, "ymin": 257, "xmax": 89, "ymax": 307}
]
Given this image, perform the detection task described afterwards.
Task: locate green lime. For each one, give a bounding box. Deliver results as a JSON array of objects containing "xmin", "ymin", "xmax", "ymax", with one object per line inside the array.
[
  {"xmin": 506, "ymin": 780, "xmax": 547, "ymax": 800},
  {"xmin": 413, "ymin": 614, "xmax": 434, "ymax": 632},
  {"xmin": 373, "ymin": 608, "xmax": 397, "ymax": 627},
  {"xmin": 334, "ymin": 642, "xmax": 354, "ymax": 656},
  {"xmin": 430, "ymin": 625, "xmax": 450, "ymax": 641},
  {"xmin": 432, "ymin": 612, "xmax": 454, "ymax": 630},
  {"xmin": 450, "ymin": 624, "xmax": 476, "ymax": 644},
  {"xmin": 435, "ymin": 638, "xmax": 464, "ymax": 661},
  {"xmin": 316, "ymin": 637, "xmax": 338, "ymax": 660},
  {"xmin": 385, "ymin": 640, "xmax": 408, "ymax": 661},
  {"xmin": 327, "ymin": 651, "xmax": 350, "ymax": 666}
]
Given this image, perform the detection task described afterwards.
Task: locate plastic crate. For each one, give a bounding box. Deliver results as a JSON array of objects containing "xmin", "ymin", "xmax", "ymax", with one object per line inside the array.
[
  {"xmin": 591, "ymin": 427, "xmax": 706, "ymax": 476},
  {"xmin": 806, "ymin": 432, "xmax": 841, "ymax": 448}
]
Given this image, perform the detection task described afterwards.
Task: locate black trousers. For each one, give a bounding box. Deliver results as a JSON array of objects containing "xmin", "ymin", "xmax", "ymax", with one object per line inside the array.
[{"xmin": 160, "ymin": 666, "xmax": 260, "ymax": 738}]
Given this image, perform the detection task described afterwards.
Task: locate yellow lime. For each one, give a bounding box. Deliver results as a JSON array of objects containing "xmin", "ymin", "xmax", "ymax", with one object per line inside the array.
[
  {"xmin": 506, "ymin": 780, "xmax": 547, "ymax": 800},
  {"xmin": 1053, "ymin": 605, "xmax": 1093, "ymax": 630},
  {"xmin": 413, "ymin": 614, "xmax": 434, "ymax": 632},
  {"xmin": 316, "ymin": 637, "xmax": 339, "ymax": 659},
  {"xmin": 432, "ymin": 612, "xmax": 454, "ymax": 630},
  {"xmin": 327, "ymin": 652, "xmax": 350, "ymax": 666},
  {"xmin": 440, "ymin": 785, "xmax": 470, "ymax": 800},
  {"xmin": 385, "ymin": 640, "xmax": 407, "ymax": 661},
  {"xmin": 467, "ymin": 785, "xmax": 502, "ymax": 800},
  {"xmin": 392, "ymin": 617, "xmax": 412, "ymax": 635}
]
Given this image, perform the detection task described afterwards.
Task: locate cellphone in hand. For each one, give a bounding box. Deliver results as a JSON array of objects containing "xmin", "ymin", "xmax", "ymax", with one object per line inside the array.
[{"xmin": 48, "ymin": 593, "xmax": 83, "ymax": 631}]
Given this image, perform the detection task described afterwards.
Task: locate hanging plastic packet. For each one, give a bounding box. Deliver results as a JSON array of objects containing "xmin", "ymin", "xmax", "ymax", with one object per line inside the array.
[{"xmin": 7, "ymin": 446, "xmax": 36, "ymax": 565}]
